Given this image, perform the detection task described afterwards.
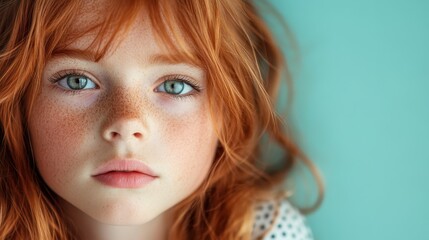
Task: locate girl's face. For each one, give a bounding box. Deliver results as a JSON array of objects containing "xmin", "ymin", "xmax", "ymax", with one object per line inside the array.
[{"xmin": 27, "ymin": 7, "xmax": 218, "ymax": 225}]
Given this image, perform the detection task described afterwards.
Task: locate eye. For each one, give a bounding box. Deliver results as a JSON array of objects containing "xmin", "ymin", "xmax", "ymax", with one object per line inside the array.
[
  {"xmin": 56, "ymin": 75, "xmax": 97, "ymax": 90},
  {"xmin": 156, "ymin": 79, "xmax": 196, "ymax": 96}
]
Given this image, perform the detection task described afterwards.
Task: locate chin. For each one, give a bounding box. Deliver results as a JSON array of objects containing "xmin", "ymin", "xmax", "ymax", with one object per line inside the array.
[
  {"xmin": 90, "ymin": 206, "xmax": 156, "ymax": 226},
  {"xmin": 57, "ymin": 191, "xmax": 163, "ymax": 226}
]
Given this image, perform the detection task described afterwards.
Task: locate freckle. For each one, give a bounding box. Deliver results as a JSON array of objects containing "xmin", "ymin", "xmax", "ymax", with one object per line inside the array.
[
  {"xmin": 96, "ymin": 87, "xmax": 151, "ymax": 129},
  {"xmin": 58, "ymin": 103, "xmax": 87, "ymax": 141}
]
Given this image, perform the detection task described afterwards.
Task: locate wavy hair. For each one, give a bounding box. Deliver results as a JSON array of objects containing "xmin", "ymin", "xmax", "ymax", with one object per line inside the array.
[{"xmin": 0, "ymin": 0, "xmax": 324, "ymax": 239}]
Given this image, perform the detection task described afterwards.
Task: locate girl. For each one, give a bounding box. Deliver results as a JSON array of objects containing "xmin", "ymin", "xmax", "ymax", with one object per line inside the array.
[{"xmin": 0, "ymin": 0, "xmax": 324, "ymax": 239}]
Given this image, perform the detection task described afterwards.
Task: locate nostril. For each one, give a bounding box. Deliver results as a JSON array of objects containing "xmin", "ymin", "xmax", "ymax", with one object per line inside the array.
[
  {"xmin": 109, "ymin": 132, "xmax": 142, "ymax": 139},
  {"xmin": 102, "ymin": 120, "xmax": 145, "ymax": 142},
  {"xmin": 111, "ymin": 132, "xmax": 120, "ymax": 139}
]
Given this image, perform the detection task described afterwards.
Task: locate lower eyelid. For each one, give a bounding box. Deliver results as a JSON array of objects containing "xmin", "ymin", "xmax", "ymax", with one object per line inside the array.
[
  {"xmin": 57, "ymin": 76, "xmax": 97, "ymax": 90},
  {"xmin": 155, "ymin": 80, "xmax": 197, "ymax": 94}
]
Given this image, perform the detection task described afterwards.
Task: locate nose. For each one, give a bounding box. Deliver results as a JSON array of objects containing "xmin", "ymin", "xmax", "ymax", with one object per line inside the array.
[
  {"xmin": 101, "ymin": 87, "xmax": 147, "ymax": 143},
  {"xmin": 102, "ymin": 119, "xmax": 144, "ymax": 142}
]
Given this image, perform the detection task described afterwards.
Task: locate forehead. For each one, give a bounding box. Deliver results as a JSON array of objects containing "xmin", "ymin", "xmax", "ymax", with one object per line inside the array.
[
  {"xmin": 70, "ymin": 13, "xmax": 155, "ymax": 54},
  {"xmin": 67, "ymin": 2, "xmax": 151, "ymax": 51},
  {"xmin": 58, "ymin": 0, "xmax": 198, "ymax": 65}
]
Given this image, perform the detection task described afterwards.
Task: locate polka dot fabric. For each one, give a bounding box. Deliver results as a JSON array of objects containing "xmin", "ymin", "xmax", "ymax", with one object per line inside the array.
[{"xmin": 251, "ymin": 198, "xmax": 314, "ymax": 240}]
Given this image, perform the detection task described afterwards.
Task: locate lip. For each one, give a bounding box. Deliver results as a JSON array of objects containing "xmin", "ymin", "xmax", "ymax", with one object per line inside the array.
[{"xmin": 92, "ymin": 159, "xmax": 157, "ymax": 188}]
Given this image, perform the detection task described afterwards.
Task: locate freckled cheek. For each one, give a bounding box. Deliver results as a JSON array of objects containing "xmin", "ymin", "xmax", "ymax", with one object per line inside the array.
[
  {"xmin": 28, "ymin": 97, "xmax": 91, "ymax": 186},
  {"xmin": 158, "ymin": 110, "xmax": 217, "ymax": 188}
]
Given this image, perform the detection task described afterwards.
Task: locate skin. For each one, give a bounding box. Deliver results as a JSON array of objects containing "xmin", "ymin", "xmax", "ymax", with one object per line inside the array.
[{"xmin": 27, "ymin": 5, "xmax": 218, "ymax": 240}]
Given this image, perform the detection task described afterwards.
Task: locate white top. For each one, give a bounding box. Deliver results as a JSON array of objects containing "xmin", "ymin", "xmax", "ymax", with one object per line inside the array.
[{"xmin": 251, "ymin": 198, "xmax": 314, "ymax": 240}]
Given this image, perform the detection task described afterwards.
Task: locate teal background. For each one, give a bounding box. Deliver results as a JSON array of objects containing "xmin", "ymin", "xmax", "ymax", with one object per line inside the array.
[{"xmin": 265, "ymin": 0, "xmax": 429, "ymax": 239}]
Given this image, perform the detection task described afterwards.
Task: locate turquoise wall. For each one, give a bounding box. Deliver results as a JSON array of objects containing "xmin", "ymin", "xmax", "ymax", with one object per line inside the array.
[{"xmin": 266, "ymin": 0, "xmax": 429, "ymax": 239}]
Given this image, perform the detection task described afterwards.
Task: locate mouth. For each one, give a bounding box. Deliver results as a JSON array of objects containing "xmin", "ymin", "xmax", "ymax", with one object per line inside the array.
[
  {"xmin": 92, "ymin": 159, "xmax": 158, "ymax": 188},
  {"xmin": 92, "ymin": 159, "xmax": 157, "ymax": 176}
]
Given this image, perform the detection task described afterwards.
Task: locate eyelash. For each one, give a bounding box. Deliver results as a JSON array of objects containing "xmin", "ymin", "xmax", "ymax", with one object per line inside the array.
[
  {"xmin": 48, "ymin": 70, "xmax": 203, "ymax": 99},
  {"xmin": 159, "ymin": 74, "xmax": 202, "ymax": 99},
  {"xmin": 48, "ymin": 69, "xmax": 90, "ymax": 95}
]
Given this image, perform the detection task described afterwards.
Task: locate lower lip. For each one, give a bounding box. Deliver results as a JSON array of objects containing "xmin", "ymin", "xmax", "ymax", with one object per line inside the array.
[{"xmin": 93, "ymin": 171, "xmax": 156, "ymax": 188}]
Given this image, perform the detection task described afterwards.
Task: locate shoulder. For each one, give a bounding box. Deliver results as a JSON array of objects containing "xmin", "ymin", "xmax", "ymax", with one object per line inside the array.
[{"xmin": 251, "ymin": 197, "xmax": 314, "ymax": 240}]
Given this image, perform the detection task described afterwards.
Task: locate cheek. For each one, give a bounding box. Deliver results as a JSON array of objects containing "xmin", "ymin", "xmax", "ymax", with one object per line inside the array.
[
  {"xmin": 28, "ymin": 95, "xmax": 91, "ymax": 186},
  {"xmin": 156, "ymin": 107, "xmax": 217, "ymax": 190}
]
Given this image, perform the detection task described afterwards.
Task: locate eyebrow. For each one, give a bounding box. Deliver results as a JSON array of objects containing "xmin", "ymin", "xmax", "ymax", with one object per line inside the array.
[
  {"xmin": 51, "ymin": 48, "xmax": 199, "ymax": 66},
  {"xmin": 149, "ymin": 53, "xmax": 194, "ymax": 65},
  {"xmin": 51, "ymin": 48, "xmax": 98, "ymax": 62}
]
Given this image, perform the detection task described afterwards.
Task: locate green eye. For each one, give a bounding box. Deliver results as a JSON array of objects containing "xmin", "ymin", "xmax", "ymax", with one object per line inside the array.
[
  {"xmin": 56, "ymin": 75, "xmax": 97, "ymax": 91},
  {"xmin": 157, "ymin": 79, "xmax": 194, "ymax": 95},
  {"xmin": 164, "ymin": 80, "xmax": 185, "ymax": 95},
  {"xmin": 67, "ymin": 76, "xmax": 88, "ymax": 90}
]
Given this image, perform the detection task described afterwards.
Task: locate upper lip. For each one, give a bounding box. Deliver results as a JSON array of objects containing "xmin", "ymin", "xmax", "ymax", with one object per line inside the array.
[{"xmin": 92, "ymin": 159, "xmax": 157, "ymax": 177}]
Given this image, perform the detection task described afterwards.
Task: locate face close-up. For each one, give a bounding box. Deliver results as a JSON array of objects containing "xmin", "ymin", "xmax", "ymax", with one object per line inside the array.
[{"xmin": 27, "ymin": 4, "xmax": 218, "ymax": 226}]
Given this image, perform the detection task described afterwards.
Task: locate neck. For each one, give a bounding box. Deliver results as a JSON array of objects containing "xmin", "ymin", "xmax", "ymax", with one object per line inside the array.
[{"xmin": 58, "ymin": 198, "xmax": 172, "ymax": 240}]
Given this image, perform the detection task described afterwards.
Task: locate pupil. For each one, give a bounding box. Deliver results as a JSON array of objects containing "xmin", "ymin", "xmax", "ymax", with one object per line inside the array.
[
  {"xmin": 67, "ymin": 76, "xmax": 87, "ymax": 90},
  {"xmin": 165, "ymin": 81, "xmax": 184, "ymax": 94}
]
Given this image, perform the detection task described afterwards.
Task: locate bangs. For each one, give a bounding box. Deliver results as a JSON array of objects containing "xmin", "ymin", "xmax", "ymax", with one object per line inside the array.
[{"xmin": 46, "ymin": 0, "xmax": 202, "ymax": 66}]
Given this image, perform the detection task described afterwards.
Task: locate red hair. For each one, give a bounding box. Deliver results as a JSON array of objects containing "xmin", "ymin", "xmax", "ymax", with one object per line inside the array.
[{"xmin": 0, "ymin": 0, "xmax": 324, "ymax": 239}]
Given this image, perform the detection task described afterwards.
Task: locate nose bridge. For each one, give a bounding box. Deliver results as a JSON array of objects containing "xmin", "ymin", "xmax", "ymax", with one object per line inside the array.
[
  {"xmin": 100, "ymin": 86, "xmax": 146, "ymax": 141},
  {"xmin": 106, "ymin": 86, "xmax": 143, "ymax": 120}
]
